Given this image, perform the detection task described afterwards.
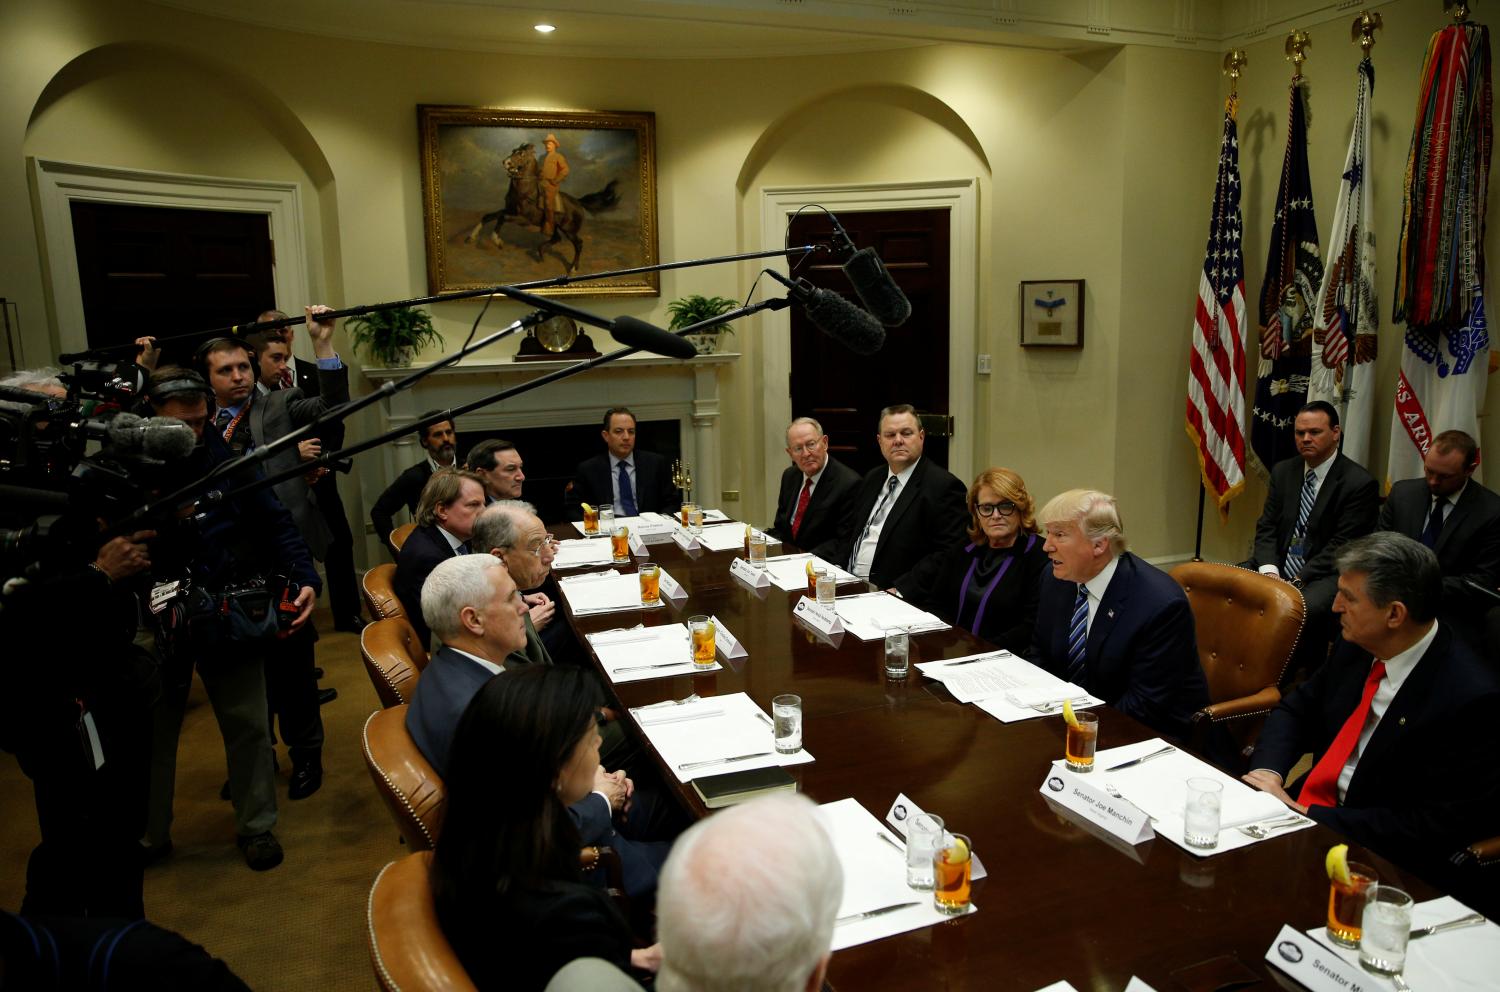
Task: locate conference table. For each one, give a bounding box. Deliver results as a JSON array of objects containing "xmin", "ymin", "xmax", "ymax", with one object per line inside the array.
[{"xmin": 549, "ymin": 521, "xmax": 1435, "ymax": 991}]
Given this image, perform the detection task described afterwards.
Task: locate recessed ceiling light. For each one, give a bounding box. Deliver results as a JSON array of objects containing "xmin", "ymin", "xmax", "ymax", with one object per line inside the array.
[{"xmin": 534, "ymin": 23, "xmax": 556, "ymax": 33}]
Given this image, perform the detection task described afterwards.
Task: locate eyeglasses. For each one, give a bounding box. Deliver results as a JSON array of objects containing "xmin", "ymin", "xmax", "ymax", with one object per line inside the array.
[
  {"xmin": 976, "ymin": 501, "xmax": 1018, "ymax": 518},
  {"xmin": 524, "ymin": 535, "xmax": 560, "ymax": 556},
  {"xmin": 788, "ymin": 438, "xmax": 826, "ymax": 455}
]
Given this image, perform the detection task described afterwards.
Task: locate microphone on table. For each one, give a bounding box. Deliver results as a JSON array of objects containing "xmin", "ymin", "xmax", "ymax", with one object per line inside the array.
[
  {"xmin": 609, "ymin": 316, "xmax": 700, "ymax": 360},
  {"xmin": 827, "ymin": 213, "xmax": 913, "ymax": 328},
  {"xmin": 764, "ymin": 269, "xmax": 886, "ymax": 356}
]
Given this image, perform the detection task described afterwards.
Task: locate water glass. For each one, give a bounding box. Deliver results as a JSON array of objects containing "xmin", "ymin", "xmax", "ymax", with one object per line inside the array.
[
  {"xmin": 815, "ymin": 570, "xmax": 836, "ymax": 606},
  {"xmin": 1183, "ymin": 777, "xmax": 1223, "ymax": 850},
  {"xmin": 688, "ymin": 506, "xmax": 705, "ymax": 534},
  {"xmin": 748, "ymin": 532, "xmax": 768, "ymax": 568},
  {"xmin": 772, "ymin": 693, "xmax": 802, "ymax": 754},
  {"xmin": 598, "ymin": 504, "xmax": 614, "ymax": 532},
  {"xmin": 1359, "ymin": 885, "xmax": 1413, "ymax": 976},
  {"xmin": 884, "ymin": 629, "xmax": 910, "ymax": 678},
  {"xmin": 905, "ymin": 813, "xmax": 944, "ymax": 890}
]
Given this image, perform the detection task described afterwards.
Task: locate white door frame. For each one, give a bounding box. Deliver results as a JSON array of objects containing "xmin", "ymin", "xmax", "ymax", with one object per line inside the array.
[
  {"xmin": 29, "ymin": 157, "xmax": 308, "ymax": 355},
  {"xmin": 758, "ymin": 180, "xmax": 978, "ymax": 509}
]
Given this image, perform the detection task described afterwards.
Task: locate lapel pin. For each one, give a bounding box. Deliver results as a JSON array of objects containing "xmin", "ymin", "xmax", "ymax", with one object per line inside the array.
[
  {"xmin": 1398, "ymin": 717, "xmax": 1406, "ymax": 726},
  {"xmin": 1107, "ymin": 609, "xmax": 1115, "ymax": 619}
]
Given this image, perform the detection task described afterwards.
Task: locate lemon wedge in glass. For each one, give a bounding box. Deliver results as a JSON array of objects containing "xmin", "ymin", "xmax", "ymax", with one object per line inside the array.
[
  {"xmin": 1325, "ymin": 843, "xmax": 1351, "ymax": 886},
  {"xmin": 1062, "ymin": 698, "xmax": 1083, "ymax": 730},
  {"xmin": 581, "ymin": 502, "xmax": 595, "ymax": 514},
  {"xmin": 944, "ymin": 836, "xmax": 969, "ymax": 863}
]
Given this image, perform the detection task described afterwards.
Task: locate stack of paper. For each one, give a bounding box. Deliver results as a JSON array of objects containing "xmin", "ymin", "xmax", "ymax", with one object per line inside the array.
[
  {"xmin": 915, "ymin": 651, "xmax": 1104, "ymax": 720},
  {"xmin": 587, "ymin": 624, "xmax": 721, "ymax": 683},
  {"xmin": 630, "ymin": 692, "xmax": 815, "ymax": 782},
  {"xmin": 758, "ymin": 553, "xmax": 856, "ymax": 591},
  {"xmin": 816, "ymin": 798, "xmax": 975, "ymax": 951},
  {"xmin": 832, "ymin": 592, "xmax": 949, "ymax": 641},
  {"xmin": 558, "ymin": 569, "xmax": 668, "ymax": 617},
  {"xmin": 552, "ymin": 538, "xmax": 615, "ymax": 569},
  {"xmin": 696, "ymin": 524, "xmax": 780, "ymax": 553}
]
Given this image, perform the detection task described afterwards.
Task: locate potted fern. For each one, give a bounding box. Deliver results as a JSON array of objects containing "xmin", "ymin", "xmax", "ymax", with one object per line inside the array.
[
  {"xmin": 666, "ymin": 294, "xmax": 739, "ymax": 355},
  {"xmin": 346, "ymin": 306, "xmax": 444, "ymax": 367}
]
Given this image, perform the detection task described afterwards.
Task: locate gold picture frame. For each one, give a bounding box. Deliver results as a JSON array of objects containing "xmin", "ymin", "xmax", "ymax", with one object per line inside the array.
[
  {"xmin": 1019, "ymin": 279, "xmax": 1085, "ymax": 348},
  {"xmin": 418, "ymin": 105, "xmax": 659, "ymax": 297}
]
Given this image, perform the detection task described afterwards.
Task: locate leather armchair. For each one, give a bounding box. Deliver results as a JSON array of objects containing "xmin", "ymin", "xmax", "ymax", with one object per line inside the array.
[
  {"xmin": 361, "ymin": 617, "xmax": 428, "ymax": 708},
  {"xmin": 390, "ymin": 523, "xmax": 418, "ymax": 553},
  {"xmin": 363, "ymin": 564, "xmax": 405, "ymax": 621},
  {"xmin": 367, "ymin": 851, "xmax": 478, "ymax": 992}
]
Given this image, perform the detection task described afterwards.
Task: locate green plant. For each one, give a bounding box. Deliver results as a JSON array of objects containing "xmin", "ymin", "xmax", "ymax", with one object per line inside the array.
[
  {"xmin": 666, "ymin": 294, "xmax": 739, "ymax": 337},
  {"xmin": 345, "ymin": 306, "xmax": 444, "ymax": 365}
]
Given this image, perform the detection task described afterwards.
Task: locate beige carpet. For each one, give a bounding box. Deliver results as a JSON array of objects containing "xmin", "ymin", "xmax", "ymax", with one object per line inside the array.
[{"xmin": 0, "ymin": 610, "xmax": 399, "ymax": 990}]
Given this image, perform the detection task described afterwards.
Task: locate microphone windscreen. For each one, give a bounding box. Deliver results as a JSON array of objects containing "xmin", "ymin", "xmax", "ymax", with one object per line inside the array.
[
  {"xmin": 105, "ymin": 412, "xmax": 145, "ymax": 452},
  {"xmin": 142, "ymin": 416, "xmax": 199, "ymax": 460},
  {"xmin": 611, "ymin": 316, "xmax": 700, "ymax": 360},
  {"xmin": 843, "ymin": 247, "xmax": 912, "ymax": 327},
  {"xmin": 803, "ymin": 287, "xmax": 886, "ymax": 356}
]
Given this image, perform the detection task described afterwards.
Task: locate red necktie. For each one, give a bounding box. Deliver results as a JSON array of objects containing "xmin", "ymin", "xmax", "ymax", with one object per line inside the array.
[
  {"xmin": 278, "ymin": 367, "xmax": 293, "ymax": 389},
  {"xmin": 791, "ymin": 479, "xmax": 813, "ymax": 539},
  {"xmin": 1296, "ymin": 660, "xmax": 1387, "ymax": 808}
]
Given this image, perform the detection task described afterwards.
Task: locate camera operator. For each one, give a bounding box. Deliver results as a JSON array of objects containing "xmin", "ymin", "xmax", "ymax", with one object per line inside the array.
[{"xmin": 136, "ymin": 366, "xmax": 320, "ymax": 872}]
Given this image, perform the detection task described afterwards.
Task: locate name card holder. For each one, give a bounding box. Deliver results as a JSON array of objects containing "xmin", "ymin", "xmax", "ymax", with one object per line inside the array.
[
  {"xmin": 730, "ymin": 557, "xmax": 771, "ymax": 588},
  {"xmin": 671, "ymin": 528, "xmax": 700, "ymax": 551},
  {"xmin": 658, "ymin": 571, "xmax": 689, "ymax": 602},
  {"xmin": 710, "ymin": 615, "xmax": 748, "ymax": 659},
  {"xmin": 1037, "ymin": 765, "xmax": 1154, "ymax": 846},
  {"xmin": 884, "ymin": 792, "xmax": 989, "ymax": 880},
  {"xmin": 793, "ymin": 596, "xmax": 844, "ymax": 636},
  {"xmin": 629, "ymin": 533, "xmax": 647, "ymax": 556},
  {"xmin": 1264, "ymin": 925, "xmax": 1375, "ymax": 992}
]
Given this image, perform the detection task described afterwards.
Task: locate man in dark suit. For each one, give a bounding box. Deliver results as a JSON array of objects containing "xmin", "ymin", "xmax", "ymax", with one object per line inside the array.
[
  {"xmin": 813, "ymin": 404, "xmax": 967, "ymax": 593},
  {"xmin": 466, "ymin": 438, "xmax": 526, "ymax": 504},
  {"xmin": 1246, "ymin": 533, "xmax": 1500, "ymax": 906},
  {"xmin": 393, "ymin": 469, "xmax": 487, "ymax": 650},
  {"xmin": 1243, "ymin": 401, "xmax": 1378, "ymax": 655},
  {"xmin": 768, "ymin": 416, "xmax": 860, "ymax": 550},
  {"xmin": 571, "ymin": 406, "xmax": 676, "ymax": 516},
  {"xmin": 405, "ymin": 554, "xmax": 670, "ymax": 899},
  {"xmin": 1378, "ymin": 429, "xmax": 1500, "ymax": 638},
  {"xmin": 1027, "ymin": 489, "xmax": 1208, "ymax": 740},
  {"xmin": 371, "ymin": 415, "xmax": 458, "ymax": 557}
]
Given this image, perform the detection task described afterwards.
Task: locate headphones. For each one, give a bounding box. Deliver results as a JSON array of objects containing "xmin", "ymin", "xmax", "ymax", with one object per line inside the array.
[
  {"xmin": 144, "ymin": 368, "xmax": 213, "ymax": 406},
  {"xmin": 191, "ymin": 335, "xmax": 254, "ymax": 373}
]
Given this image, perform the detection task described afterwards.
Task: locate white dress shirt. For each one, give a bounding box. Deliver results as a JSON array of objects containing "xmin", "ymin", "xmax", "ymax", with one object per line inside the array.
[
  {"xmin": 1079, "ymin": 555, "xmax": 1121, "ymax": 637},
  {"xmin": 852, "ymin": 459, "xmax": 918, "ymax": 579},
  {"xmin": 437, "ymin": 525, "xmax": 466, "ymax": 554}
]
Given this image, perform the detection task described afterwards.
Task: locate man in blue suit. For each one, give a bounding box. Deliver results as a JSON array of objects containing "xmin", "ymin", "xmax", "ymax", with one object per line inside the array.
[
  {"xmin": 405, "ymin": 554, "xmax": 670, "ymax": 899},
  {"xmin": 571, "ymin": 407, "xmax": 676, "ymax": 516},
  {"xmin": 1026, "ymin": 489, "xmax": 1208, "ymax": 740}
]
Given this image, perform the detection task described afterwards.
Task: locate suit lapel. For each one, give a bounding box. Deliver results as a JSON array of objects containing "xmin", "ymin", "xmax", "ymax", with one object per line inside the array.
[
  {"xmin": 1086, "ymin": 553, "xmax": 1131, "ymax": 663},
  {"xmin": 1433, "ymin": 484, "xmax": 1475, "ymax": 556},
  {"xmin": 1348, "ymin": 629, "xmax": 1446, "ymax": 796},
  {"xmin": 881, "ymin": 459, "xmax": 926, "ymax": 532},
  {"xmin": 1302, "ymin": 455, "xmax": 1344, "ymax": 535}
]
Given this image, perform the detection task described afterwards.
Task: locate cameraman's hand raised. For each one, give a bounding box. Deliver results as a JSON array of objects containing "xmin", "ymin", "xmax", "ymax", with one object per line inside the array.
[{"xmin": 94, "ymin": 530, "xmax": 157, "ymax": 582}]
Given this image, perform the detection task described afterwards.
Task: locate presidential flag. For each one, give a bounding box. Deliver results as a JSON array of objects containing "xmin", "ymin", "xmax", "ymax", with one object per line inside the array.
[
  {"xmin": 1186, "ymin": 96, "xmax": 1248, "ymax": 513},
  {"xmin": 1387, "ymin": 22, "xmax": 1492, "ymax": 486},
  {"xmin": 1250, "ymin": 74, "xmax": 1322, "ymax": 475},
  {"xmin": 1308, "ymin": 57, "xmax": 1379, "ymax": 468}
]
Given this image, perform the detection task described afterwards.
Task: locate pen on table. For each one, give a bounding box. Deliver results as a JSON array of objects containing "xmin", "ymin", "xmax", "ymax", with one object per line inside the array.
[
  {"xmin": 1103, "ymin": 745, "xmax": 1177, "ymax": 772},
  {"xmin": 943, "ymin": 653, "xmax": 1003, "ymax": 667}
]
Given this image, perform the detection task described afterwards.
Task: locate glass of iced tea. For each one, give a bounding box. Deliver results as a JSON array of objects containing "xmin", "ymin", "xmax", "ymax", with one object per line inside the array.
[
  {"xmin": 680, "ymin": 502, "xmax": 696, "ymax": 527},
  {"xmin": 582, "ymin": 503, "xmax": 600, "ymax": 536},
  {"xmin": 638, "ymin": 563, "xmax": 660, "ymax": 606},
  {"xmin": 749, "ymin": 533, "xmax": 768, "ymax": 568},
  {"xmin": 1064, "ymin": 711, "xmax": 1099, "ymax": 773},
  {"xmin": 932, "ymin": 833, "xmax": 973, "ymax": 915},
  {"xmin": 688, "ymin": 616, "xmax": 717, "ymax": 669},
  {"xmin": 1327, "ymin": 862, "xmax": 1378, "ymax": 948},
  {"xmin": 806, "ymin": 565, "xmax": 826, "ymax": 600},
  {"xmin": 611, "ymin": 525, "xmax": 631, "ymax": 563}
]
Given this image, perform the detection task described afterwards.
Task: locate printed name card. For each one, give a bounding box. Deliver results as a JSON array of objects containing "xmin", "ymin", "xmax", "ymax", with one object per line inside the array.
[
  {"xmin": 1037, "ymin": 765, "xmax": 1154, "ymax": 846},
  {"xmin": 629, "ymin": 533, "xmax": 647, "ymax": 556},
  {"xmin": 793, "ymin": 596, "xmax": 844, "ymax": 636},
  {"xmin": 1264, "ymin": 925, "xmax": 1375, "ymax": 992},
  {"xmin": 883, "ymin": 793, "xmax": 988, "ymax": 880},
  {"xmin": 671, "ymin": 528, "xmax": 700, "ymax": 551},
  {"xmin": 658, "ymin": 570, "xmax": 688, "ymax": 602},
  {"xmin": 710, "ymin": 615, "xmax": 748, "ymax": 659},
  {"xmin": 730, "ymin": 557, "xmax": 771, "ymax": 588}
]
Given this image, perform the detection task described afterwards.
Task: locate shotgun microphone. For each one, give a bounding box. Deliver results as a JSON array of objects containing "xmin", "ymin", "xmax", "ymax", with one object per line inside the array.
[
  {"xmin": 827, "ymin": 213, "xmax": 912, "ymax": 327},
  {"xmin": 609, "ymin": 316, "xmax": 700, "ymax": 360},
  {"xmin": 765, "ymin": 270, "xmax": 886, "ymax": 356}
]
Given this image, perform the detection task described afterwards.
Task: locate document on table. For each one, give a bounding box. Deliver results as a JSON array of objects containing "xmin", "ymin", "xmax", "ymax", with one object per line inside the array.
[
  {"xmin": 1309, "ymin": 894, "xmax": 1500, "ymax": 991},
  {"xmin": 831, "ymin": 592, "xmax": 949, "ymax": 641},
  {"xmin": 568, "ymin": 511, "xmax": 676, "ymax": 538},
  {"xmin": 634, "ymin": 692, "xmax": 813, "ymax": 782},
  {"xmin": 551, "ymin": 538, "xmax": 615, "ymax": 569},
  {"xmin": 558, "ymin": 569, "xmax": 667, "ymax": 617},
  {"xmin": 758, "ymin": 553, "xmax": 855, "ymax": 590},
  {"xmin": 1068, "ymin": 738, "xmax": 1311, "ymax": 856},
  {"xmin": 916, "ymin": 651, "xmax": 1104, "ymax": 717},
  {"xmin": 586, "ymin": 624, "xmax": 722, "ymax": 683},
  {"xmin": 696, "ymin": 524, "xmax": 779, "ymax": 553},
  {"xmin": 816, "ymin": 798, "xmax": 975, "ymax": 951}
]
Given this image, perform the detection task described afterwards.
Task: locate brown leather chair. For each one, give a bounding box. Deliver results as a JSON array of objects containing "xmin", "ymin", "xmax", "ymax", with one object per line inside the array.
[
  {"xmin": 390, "ymin": 522, "xmax": 418, "ymax": 553},
  {"xmin": 367, "ymin": 851, "xmax": 477, "ymax": 992},
  {"xmin": 1169, "ymin": 561, "xmax": 1304, "ymax": 761},
  {"xmin": 361, "ymin": 617, "xmax": 428, "ymax": 708},
  {"xmin": 363, "ymin": 563, "xmax": 405, "ymax": 621}
]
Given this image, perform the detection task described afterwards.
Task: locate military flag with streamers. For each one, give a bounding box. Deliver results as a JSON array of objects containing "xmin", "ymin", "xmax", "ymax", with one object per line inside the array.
[
  {"xmin": 1251, "ymin": 74, "xmax": 1323, "ymax": 475},
  {"xmin": 1308, "ymin": 57, "xmax": 1380, "ymax": 468},
  {"xmin": 1186, "ymin": 95, "xmax": 1248, "ymax": 513},
  {"xmin": 1387, "ymin": 21, "xmax": 1492, "ymax": 486}
]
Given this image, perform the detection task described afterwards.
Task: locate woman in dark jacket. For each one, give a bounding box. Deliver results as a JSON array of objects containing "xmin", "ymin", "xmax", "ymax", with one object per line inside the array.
[{"xmin": 431, "ymin": 666, "xmax": 661, "ymax": 989}]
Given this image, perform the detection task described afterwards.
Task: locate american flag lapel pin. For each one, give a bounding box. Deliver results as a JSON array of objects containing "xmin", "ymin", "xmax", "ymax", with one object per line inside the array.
[{"xmin": 1107, "ymin": 609, "xmax": 1115, "ymax": 620}]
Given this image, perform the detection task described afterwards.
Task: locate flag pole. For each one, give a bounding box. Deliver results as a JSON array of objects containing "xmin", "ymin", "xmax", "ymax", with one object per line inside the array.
[{"xmin": 1336, "ymin": 12, "xmax": 1382, "ymax": 434}]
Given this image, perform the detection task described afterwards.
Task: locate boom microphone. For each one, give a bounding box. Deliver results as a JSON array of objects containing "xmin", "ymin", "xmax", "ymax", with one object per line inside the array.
[
  {"xmin": 610, "ymin": 316, "xmax": 700, "ymax": 360},
  {"xmin": 765, "ymin": 270, "xmax": 886, "ymax": 356},
  {"xmin": 826, "ymin": 212, "xmax": 912, "ymax": 327},
  {"xmin": 101, "ymin": 413, "xmax": 199, "ymax": 460}
]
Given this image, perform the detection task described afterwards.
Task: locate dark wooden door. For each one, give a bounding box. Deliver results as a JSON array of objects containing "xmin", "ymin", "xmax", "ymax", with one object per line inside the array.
[
  {"xmin": 787, "ymin": 208, "xmax": 950, "ymax": 477},
  {"xmin": 70, "ymin": 201, "xmax": 276, "ymax": 366}
]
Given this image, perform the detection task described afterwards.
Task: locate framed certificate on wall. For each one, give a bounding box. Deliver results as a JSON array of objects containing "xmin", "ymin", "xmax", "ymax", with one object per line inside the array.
[{"xmin": 1020, "ymin": 279, "xmax": 1085, "ymax": 348}]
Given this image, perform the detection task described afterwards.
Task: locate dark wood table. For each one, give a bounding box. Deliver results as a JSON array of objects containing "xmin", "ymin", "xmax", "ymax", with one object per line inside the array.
[{"xmin": 550, "ymin": 523, "xmax": 1432, "ymax": 991}]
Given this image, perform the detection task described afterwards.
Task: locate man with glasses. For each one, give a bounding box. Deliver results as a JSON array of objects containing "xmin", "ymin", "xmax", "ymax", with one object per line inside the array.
[
  {"xmin": 769, "ymin": 417, "xmax": 860, "ymax": 550},
  {"xmin": 815, "ymin": 404, "xmax": 967, "ymax": 591}
]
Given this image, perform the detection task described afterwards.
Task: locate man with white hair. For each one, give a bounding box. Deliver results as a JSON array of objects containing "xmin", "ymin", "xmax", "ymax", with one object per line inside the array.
[
  {"xmin": 655, "ymin": 794, "xmax": 842, "ymax": 992},
  {"xmin": 1026, "ymin": 489, "xmax": 1208, "ymax": 739}
]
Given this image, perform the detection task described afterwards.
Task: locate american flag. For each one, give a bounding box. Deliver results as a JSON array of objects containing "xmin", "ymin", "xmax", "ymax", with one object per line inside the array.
[{"xmin": 1186, "ymin": 104, "xmax": 1248, "ymax": 511}]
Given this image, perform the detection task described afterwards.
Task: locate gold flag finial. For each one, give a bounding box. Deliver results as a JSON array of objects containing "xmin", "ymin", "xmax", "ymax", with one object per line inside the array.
[
  {"xmin": 1446, "ymin": 1, "xmax": 1471, "ymax": 24},
  {"xmin": 1285, "ymin": 30, "xmax": 1312, "ymax": 73},
  {"xmin": 1223, "ymin": 49, "xmax": 1248, "ymax": 117},
  {"xmin": 1351, "ymin": 11, "xmax": 1383, "ymax": 51}
]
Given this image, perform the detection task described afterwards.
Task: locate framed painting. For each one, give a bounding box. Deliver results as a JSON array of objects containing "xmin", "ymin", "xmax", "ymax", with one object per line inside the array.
[
  {"xmin": 418, "ymin": 105, "xmax": 659, "ymax": 297},
  {"xmin": 1019, "ymin": 279, "xmax": 1085, "ymax": 348}
]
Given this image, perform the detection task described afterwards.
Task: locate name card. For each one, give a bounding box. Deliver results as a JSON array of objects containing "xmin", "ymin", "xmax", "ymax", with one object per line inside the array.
[
  {"xmin": 884, "ymin": 792, "xmax": 988, "ymax": 880},
  {"xmin": 658, "ymin": 570, "xmax": 688, "ymax": 601},
  {"xmin": 710, "ymin": 615, "xmax": 748, "ymax": 659},
  {"xmin": 1037, "ymin": 765, "xmax": 1154, "ymax": 846},
  {"xmin": 1264, "ymin": 925, "xmax": 1376, "ymax": 992},
  {"xmin": 629, "ymin": 533, "xmax": 647, "ymax": 556},
  {"xmin": 730, "ymin": 557, "xmax": 771, "ymax": 588},
  {"xmin": 671, "ymin": 528, "xmax": 700, "ymax": 551},
  {"xmin": 793, "ymin": 596, "xmax": 844, "ymax": 636}
]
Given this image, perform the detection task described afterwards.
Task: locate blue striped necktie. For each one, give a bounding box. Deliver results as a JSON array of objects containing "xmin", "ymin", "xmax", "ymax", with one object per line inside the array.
[
  {"xmin": 617, "ymin": 460, "xmax": 637, "ymax": 516},
  {"xmin": 1283, "ymin": 469, "xmax": 1316, "ymax": 579},
  {"xmin": 1065, "ymin": 584, "xmax": 1090, "ymax": 684}
]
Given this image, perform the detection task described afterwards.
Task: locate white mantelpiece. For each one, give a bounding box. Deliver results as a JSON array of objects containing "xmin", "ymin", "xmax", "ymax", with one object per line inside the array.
[{"xmin": 360, "ymin": 352, "xmax": 738, "ymax": 518}]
